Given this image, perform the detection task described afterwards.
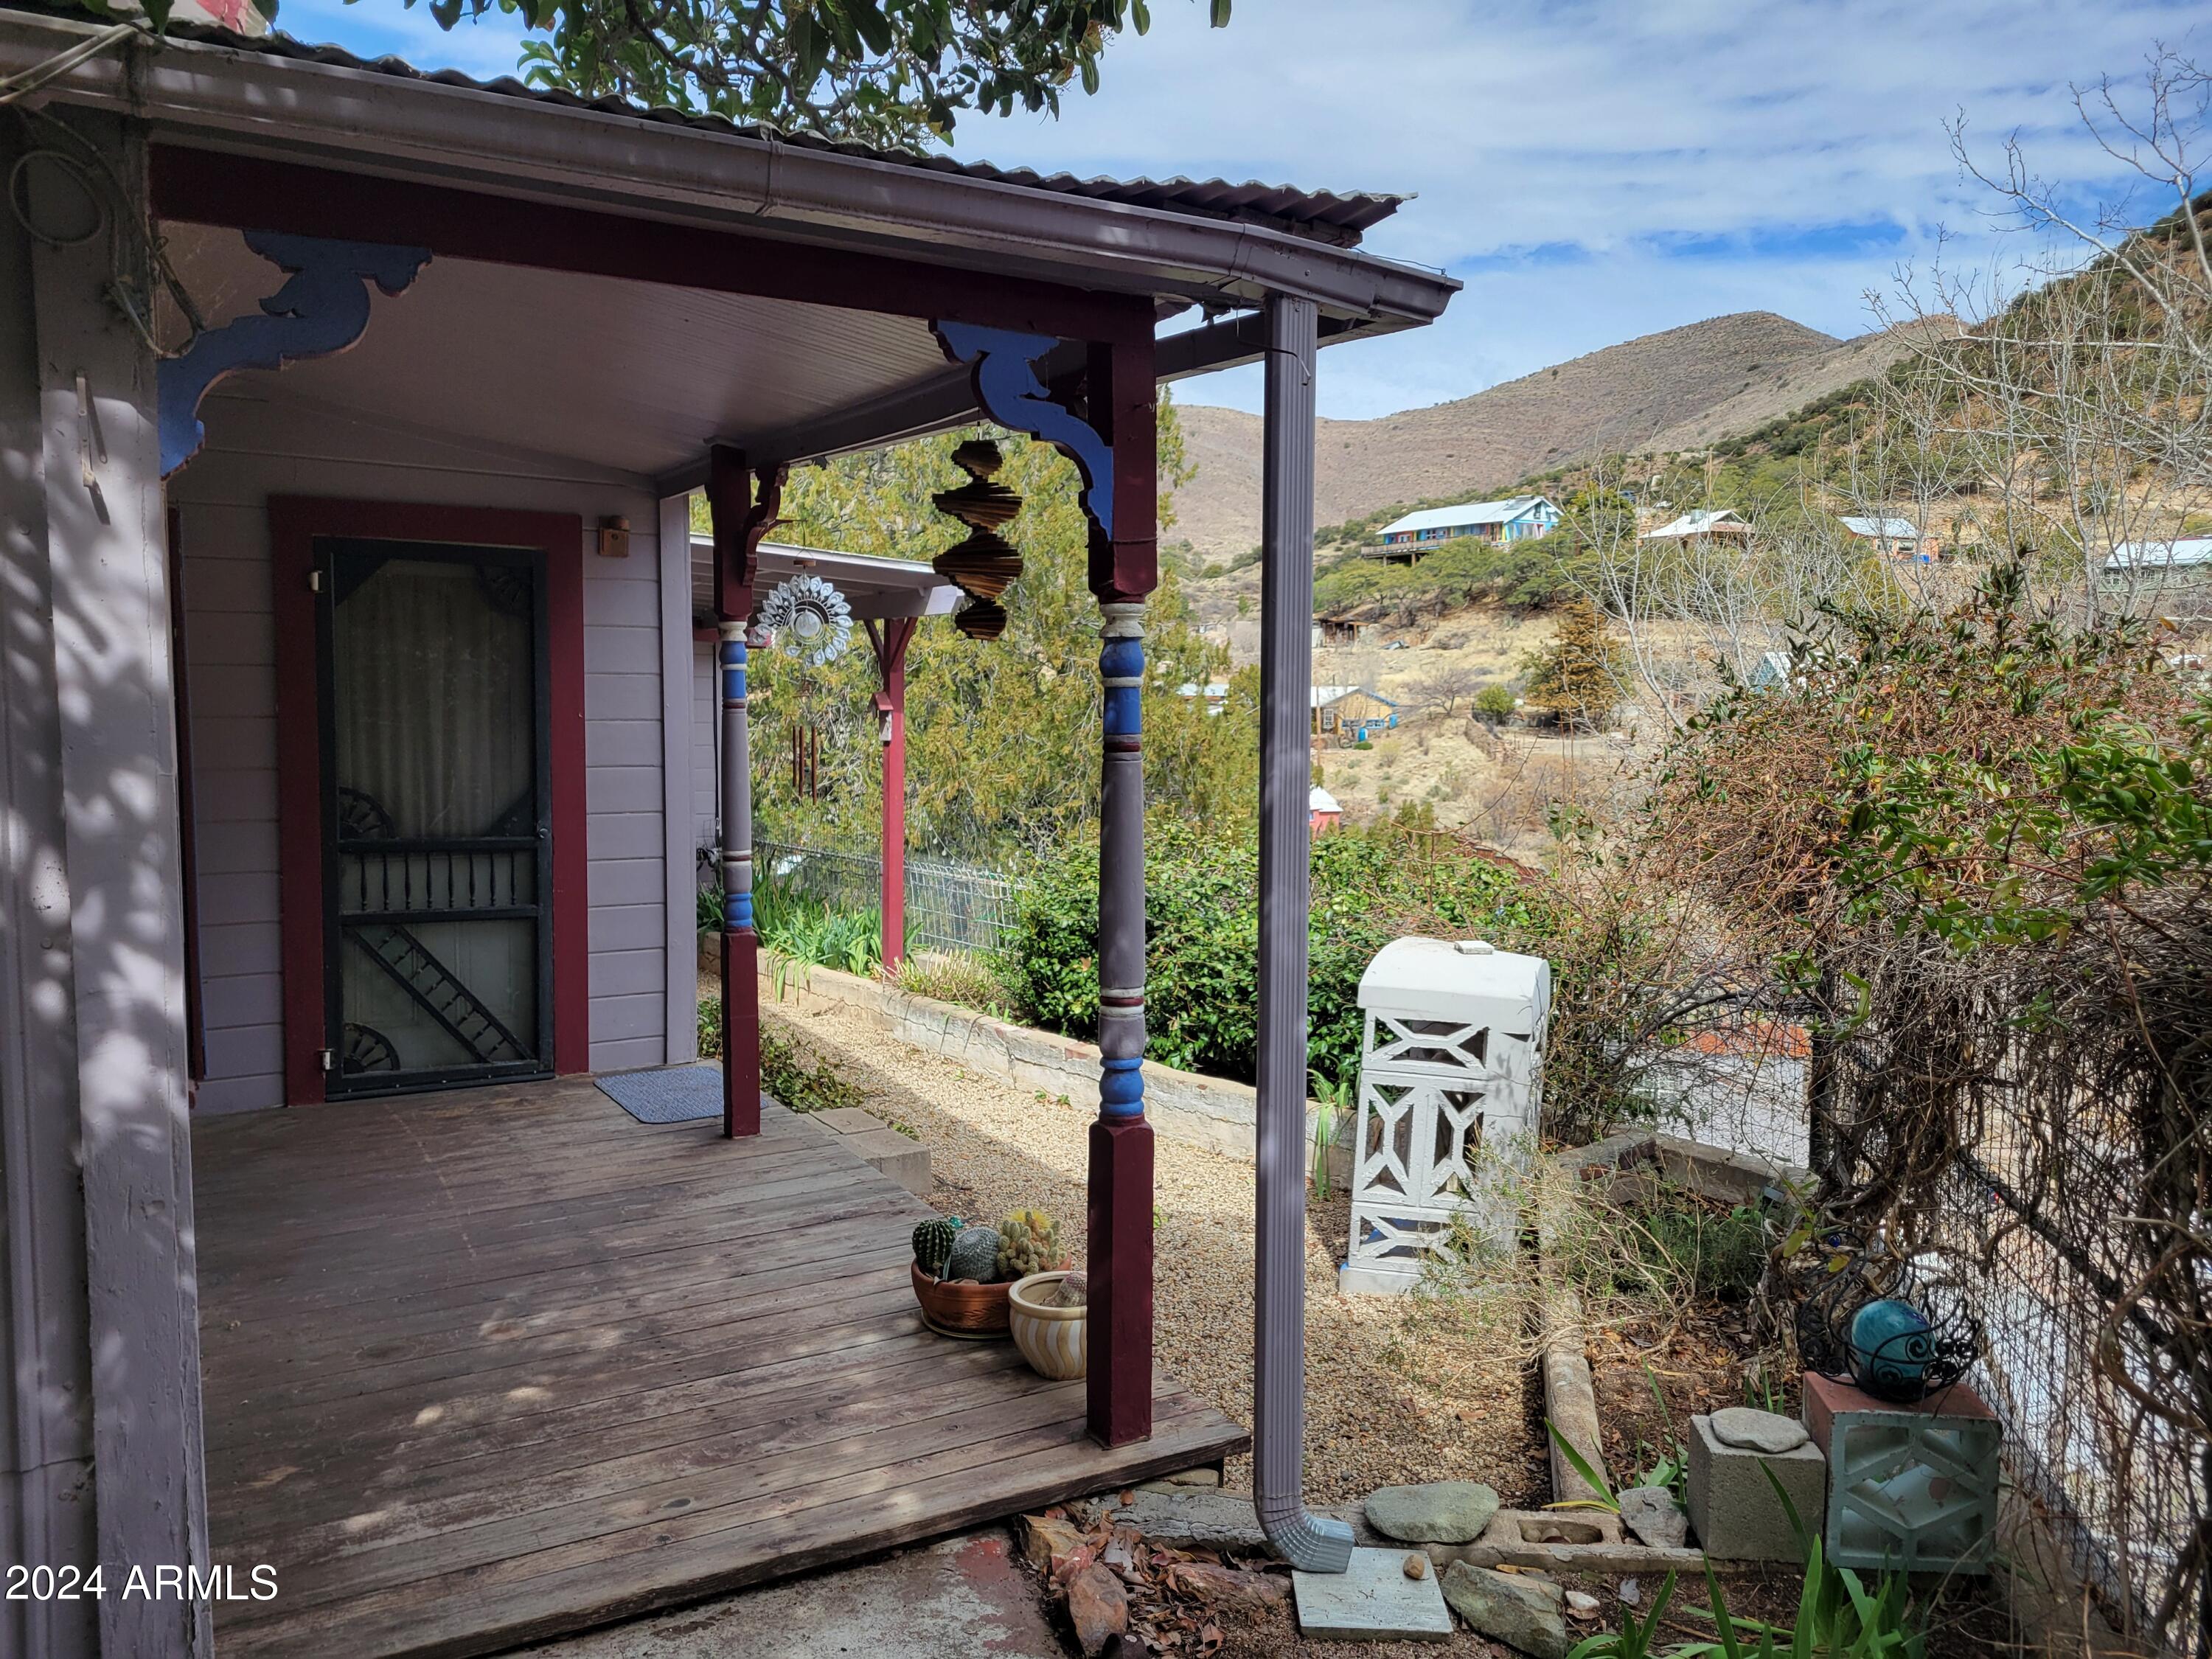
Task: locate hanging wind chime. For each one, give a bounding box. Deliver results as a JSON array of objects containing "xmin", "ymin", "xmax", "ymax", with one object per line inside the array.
[
  {"xmin": 931, "ymin": 439, "xmax": 1023, "ymax": 640},
  {"xmin": 758, "ymin": 571, "xmax": 853, "ymax": 801}
]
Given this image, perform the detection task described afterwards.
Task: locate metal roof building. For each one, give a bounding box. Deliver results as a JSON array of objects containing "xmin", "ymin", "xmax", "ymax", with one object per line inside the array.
[{"xmin": 1642, "ymin": 507, "xmax": 1753, "ymax": 541}]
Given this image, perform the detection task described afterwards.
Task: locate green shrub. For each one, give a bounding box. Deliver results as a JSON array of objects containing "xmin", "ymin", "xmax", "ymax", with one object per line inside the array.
[
  {"xmin": 1634, "ymin": 1200, "xmax": 1767, "ymax": 1301},
  {"xmin": 754, "ymin": 883, "xmax": 881, "ymax": 983},
  {"xmin": 1474, "ymin": 684, "xmax": 1518, "ymax": 720},
  {"xmin": 998, "ymin": 821, "xmax": 1547, "ymax": 1086}
]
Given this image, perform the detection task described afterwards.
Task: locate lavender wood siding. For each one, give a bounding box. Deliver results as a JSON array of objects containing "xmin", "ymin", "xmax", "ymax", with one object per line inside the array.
[
  {"xmin": 692, "ymin": 639, "xmax": 720, "ymax": 848},
  {"xmin": 170, "ymin": 392, "xmax": 674, "ymax": 1108}
]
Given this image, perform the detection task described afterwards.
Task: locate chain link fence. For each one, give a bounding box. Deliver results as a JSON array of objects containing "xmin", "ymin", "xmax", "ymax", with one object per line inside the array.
[{"xmin": 753, "ymin": 839, "xmax": 1018, "ymax": 957}]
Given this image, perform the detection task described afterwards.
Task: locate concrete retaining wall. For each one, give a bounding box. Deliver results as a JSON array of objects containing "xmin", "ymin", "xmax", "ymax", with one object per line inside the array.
[{"xmin": 756, "ymin": 961, "xmax": 1354, "ymax": 1184}]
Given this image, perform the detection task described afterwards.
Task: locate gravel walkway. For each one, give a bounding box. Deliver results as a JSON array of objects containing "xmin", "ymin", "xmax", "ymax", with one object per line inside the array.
[{"xmin": 762, "ymin": 991, "xmax": 1544, "ymax": 1507}]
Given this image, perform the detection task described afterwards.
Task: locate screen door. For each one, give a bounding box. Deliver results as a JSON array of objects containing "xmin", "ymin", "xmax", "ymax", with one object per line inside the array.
[{"xmin": 318, "ymin": 538, "xmax": 554, "ymax": 1095}]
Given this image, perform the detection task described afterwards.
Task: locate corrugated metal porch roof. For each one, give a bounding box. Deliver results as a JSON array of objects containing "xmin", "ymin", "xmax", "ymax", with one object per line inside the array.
[{"xmin": 153, "ymin": 21, "xmax": 1408, "ymax": 247}]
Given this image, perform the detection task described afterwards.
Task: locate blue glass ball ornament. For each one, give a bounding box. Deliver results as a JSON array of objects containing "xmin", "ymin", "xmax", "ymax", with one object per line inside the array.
[{"xmin": 1847, "ymin": 1298, "xmax": 1936, "ymax": 1402}]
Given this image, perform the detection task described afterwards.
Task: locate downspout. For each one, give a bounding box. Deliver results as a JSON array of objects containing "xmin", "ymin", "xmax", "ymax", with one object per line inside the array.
[{"xmin": 1253, "ymin": 291, "xmax": 1355, "ymax": 1573}]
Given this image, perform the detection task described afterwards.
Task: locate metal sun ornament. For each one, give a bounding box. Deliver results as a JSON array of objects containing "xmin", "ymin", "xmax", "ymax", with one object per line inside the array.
[{"xmin": 759, "ymin": 573, "xmax": 853, "ymax": 667}]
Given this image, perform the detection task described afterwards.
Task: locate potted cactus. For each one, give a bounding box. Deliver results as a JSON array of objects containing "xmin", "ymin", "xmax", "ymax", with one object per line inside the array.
[
  {"xmin": 908, "ymin": 1214, "xmax": 1005, "ymax": 1337},
  {"xmin": 908, "ymin": 1208, "xmax": 1071, "ymax": 1340}
]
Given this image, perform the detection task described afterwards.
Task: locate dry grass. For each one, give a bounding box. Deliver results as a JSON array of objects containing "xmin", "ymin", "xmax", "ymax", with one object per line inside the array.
[{"xmin": 761, "ymin": 990, "xmax": 1545, "ymax": 1506}]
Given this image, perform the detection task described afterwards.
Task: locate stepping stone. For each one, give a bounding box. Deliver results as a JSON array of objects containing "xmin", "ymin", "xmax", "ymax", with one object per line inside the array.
[
  {"xmin": 842, "ymin": 1127, "xmax": 930, "ymax": 1194},
  {"xmin": 1365, "ymin": 1481, "xmax": 1501, "ymax": 1544},
  {"xmin": 1293, "ymin": 1547, "xmax": 1453, "ymax": 1642},
  {"xmin": 816, "ymin": 1107, "xmax": 881, "ymax": 1135}
]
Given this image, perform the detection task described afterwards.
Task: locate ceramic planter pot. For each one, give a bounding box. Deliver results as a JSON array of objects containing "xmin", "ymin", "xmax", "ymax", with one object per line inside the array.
[
  {"xmin": 1007, "ymin": 1271, "xmax": 1087, "ymax": 1380},
  {"xmin": 910, "ymin": 1262, "xmax": 1011, "ymax": 1339}
]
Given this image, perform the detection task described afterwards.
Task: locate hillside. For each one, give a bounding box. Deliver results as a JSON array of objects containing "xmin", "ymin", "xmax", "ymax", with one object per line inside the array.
[{"xmin": 1172, "ymin": 312, "xmax": 1929, "ymax": 560}]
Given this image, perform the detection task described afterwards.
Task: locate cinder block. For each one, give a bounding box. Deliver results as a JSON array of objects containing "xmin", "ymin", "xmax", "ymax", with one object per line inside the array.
[
  {"xmin": 1686, "ymin": 1413, "xmax": 1825, "ymax": 1562},
  {"xmin": 815, "ymin": 1107, "xmax": 882, "ymax": 1135},
  {"xmin": 842, "ymin": 1127, "xmax": 930, "ymax": 1194},
  {"xmin": 1802, "ymin": 1374, "xmax": 1999, "ymax": 1573}
]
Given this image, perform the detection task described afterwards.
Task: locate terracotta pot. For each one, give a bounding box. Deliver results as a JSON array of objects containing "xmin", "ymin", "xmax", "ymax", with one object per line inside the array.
[
  {"xmin": 1007, "ymin": 1271, "xmax": 1087, "ymax": 1380},
  {"xmin": 911, "ymin": 1262, "xmax": 1011, "ymax": 1339}
]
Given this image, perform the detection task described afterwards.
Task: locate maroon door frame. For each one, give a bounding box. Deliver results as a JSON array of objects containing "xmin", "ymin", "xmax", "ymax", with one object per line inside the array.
[{"xmin": 270, "ymin": 497, "xmax": 589, "ymax": 1105}]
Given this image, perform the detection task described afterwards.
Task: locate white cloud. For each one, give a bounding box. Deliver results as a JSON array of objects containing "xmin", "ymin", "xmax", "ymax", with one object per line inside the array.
[
  {"xmin": 962, "ymin": 0, "xmax": 2203, "ymax": 414},
  {"xmin": 268, "ymin": 0, "xmax": 2200, "ymax": 417}
]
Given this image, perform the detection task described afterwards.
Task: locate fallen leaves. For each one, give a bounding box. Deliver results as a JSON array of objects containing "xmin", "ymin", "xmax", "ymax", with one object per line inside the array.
[{"xmin": 1019, "ymin": 1506, "xmax": 1296, "ymax": 1657}]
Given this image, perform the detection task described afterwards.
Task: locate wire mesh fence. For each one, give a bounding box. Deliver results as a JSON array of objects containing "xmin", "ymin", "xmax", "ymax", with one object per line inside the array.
[
  {"xmin": 1814, "ymin": 1020, "xmax": 2211, "ymax": 1657},
  {"xmin": 753, "ymin": 839, "xmax": 1018, "ymax": 958},
  {"xmin": 1930, "ymin": 1134, "xmax": 2205, "ymax": 1650}
]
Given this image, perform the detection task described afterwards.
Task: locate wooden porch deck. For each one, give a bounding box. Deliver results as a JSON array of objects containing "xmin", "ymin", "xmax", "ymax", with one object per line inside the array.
[{"xmin": 193, "ymin": 1075, "xmax": 1246, "ymax": 1658}]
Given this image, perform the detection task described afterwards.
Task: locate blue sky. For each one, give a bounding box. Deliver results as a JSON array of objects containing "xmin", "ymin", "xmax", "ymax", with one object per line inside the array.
[{"xmin": 274, "ymin": 0, "xmax": 2201, "ymax": 417}]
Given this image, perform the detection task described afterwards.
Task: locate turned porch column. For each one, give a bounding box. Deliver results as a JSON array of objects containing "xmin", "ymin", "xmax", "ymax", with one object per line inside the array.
[
  {"xmin": 934, "ymin": 313, "xmax": 1157, "ymax": 1447},
  {"xmin": 866, "ymin": 617, "xmax": 917, "ymax": 970},
  {"xmin": 1086, "ymin": 333, "xmax": 1158, "ymax": 1448},
  {"xmin": 708, "ymin": 446, "xmax": 779, "ymax": 1138}
]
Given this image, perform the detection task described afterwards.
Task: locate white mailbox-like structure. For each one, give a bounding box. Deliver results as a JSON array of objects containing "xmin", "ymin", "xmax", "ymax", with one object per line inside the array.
[{"xmin": 1338, "ymin": 937, "xmax": 1551, "ymax": 1295}]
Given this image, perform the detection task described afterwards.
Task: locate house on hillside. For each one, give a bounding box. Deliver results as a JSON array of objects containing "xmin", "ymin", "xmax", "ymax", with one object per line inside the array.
[
  {"xmin": 1641, "ymin": 508, "xmax": 1752, "ymax": 545},
  {"xmin": 1313, "ymin": 684, "xmax": 1399, "ymax": 743},
  {"xmin": 2105, "ymin": 538, "xmax": 2212, "ymax": 620},
  {"xmin": 1316, "ymin": 614, "xmax": 1368, "ymax": 647},
  {"xmin": 1840, "ymin": 515, "xmax": 1930, "ymax": 560},
  {"xmin": 1310, "ymin": 785, "xmax": 1343, "ymax": 833},
  {"xmin": 1368, "ymin": 495, "xmax": 1562, "ymax": 563},
  {"xmin": 0, "ymin": 9, "xmax": 1456, "ymax": 1653},
  {"xmin": 1177, "ymin": 678, "xmax": 1232, "ymax": 715}
]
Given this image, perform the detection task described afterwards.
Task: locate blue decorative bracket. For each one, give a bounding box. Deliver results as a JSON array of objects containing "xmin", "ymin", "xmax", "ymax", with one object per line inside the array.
[
  {"xmin": 933, "ymin": 321, "xmax": 1114, "ymax": 539},
  {"xmin": 158, "ymin": 232, "xmax": 432, "ymax": 477}
]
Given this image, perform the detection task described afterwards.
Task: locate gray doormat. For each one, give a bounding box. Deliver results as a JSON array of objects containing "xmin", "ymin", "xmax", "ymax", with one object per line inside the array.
[{"xmin": 597, "ymin": 1064, "xmax": 723, "ymax": 1124}]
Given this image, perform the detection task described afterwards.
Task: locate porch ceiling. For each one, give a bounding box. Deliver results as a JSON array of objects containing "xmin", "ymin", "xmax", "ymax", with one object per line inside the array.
[{"xmin": 164, "ymin": 223, "xmax": 955, "ymax": 483}]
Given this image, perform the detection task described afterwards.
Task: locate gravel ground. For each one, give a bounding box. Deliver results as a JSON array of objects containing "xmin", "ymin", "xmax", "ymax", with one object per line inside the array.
[{"xmin": 760, "ymin": 990, "xmax": 1545, "ymax": 1508}]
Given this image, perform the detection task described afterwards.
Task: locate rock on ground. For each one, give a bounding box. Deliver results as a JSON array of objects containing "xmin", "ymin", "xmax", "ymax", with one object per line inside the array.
[
  {"xmin": 1365, "ymin": 1481, "xmax": 1502, "ymax": 1545},
  {"xmin": 1441, "ymin": 1562, "xmax": 1569, "ymax": 1659},
  {"xmin": 1616, "ymin": 1486, "xmax": 1689, "ymax": 1550},
  {"xmin": 1016, "ymin": 1512, "xmax": 1086, "ymax": 1571},
  {"xmin": 1065, "ymin": 1562, "xmax": 1130, "ymax": 1657}
]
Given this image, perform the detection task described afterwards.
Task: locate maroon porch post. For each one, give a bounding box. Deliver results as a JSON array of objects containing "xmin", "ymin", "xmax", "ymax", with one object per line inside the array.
[
  {"xmin": 866, "ymin": 618, "xmax": 917, "ymax": 970},
  {"xmin": 1087, "ymin": 331, "xmax": 1159, "ymax": 1447},
  {"xmin": 708, "ymin": 447, "xmax": 779, "ymax": 1137}
]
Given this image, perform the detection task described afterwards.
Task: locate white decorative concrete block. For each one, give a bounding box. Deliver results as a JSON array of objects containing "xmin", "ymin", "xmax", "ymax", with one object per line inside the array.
[{"xmin": 1341, "ymin": 938, "xmax": 1550, "ymax": 1295}]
